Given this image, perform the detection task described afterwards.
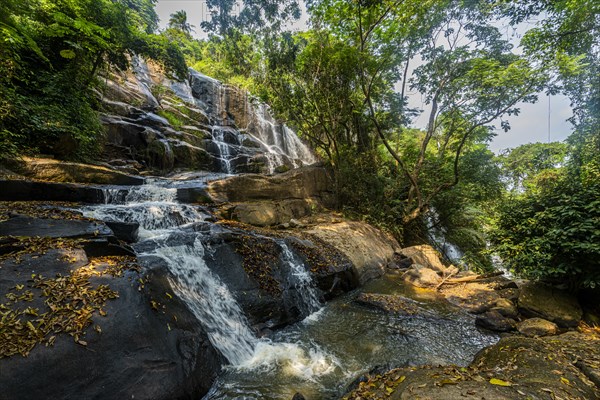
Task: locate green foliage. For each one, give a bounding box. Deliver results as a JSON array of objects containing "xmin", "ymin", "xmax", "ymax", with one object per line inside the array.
[
  {"xmin": 497, "ymin": 142, "xmax": 568, "ymax": 192},
  {"xmin": 191, "ymin": 33, "xmax": 262, "ymax": 92},
  {"xmin": 491, "ymin": 180, "xmax": 600, "ymax": 289},
  {"xmin": 156, "ymin": 110, "xmax": 183, "ymax": 130},
  {"xmin": 168, "ymin": 10, "xmax": 194, "ymax": 34},
  {"xmin": 201, "ymin": 0, "xmax": 301, "ymax": 37},
  {"xmin": 0, "ymin": 0, "xmax": 187, "ymax": 160}
]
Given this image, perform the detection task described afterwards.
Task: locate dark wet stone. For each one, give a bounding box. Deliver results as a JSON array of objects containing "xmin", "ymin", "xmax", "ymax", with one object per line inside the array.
[
  {"xmin": 475, "ymin": 310, "xmax": 516, "ymax": 332},
  {"xmin": 0, "ymin": 180, "xmax": 105, "ymax": 203},
  {"xmin": 0, "ymin": 216, "xmax": 112, "ymax": 238},
  {"xmin": 105, "ymin": 221, "xmax": 139, "ymax": 243}
]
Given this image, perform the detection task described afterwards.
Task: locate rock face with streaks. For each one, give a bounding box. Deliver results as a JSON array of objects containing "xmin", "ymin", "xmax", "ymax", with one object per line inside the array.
[{"xmin": 98, "ymin": 57, "xmax": 317, "ymax": 174}]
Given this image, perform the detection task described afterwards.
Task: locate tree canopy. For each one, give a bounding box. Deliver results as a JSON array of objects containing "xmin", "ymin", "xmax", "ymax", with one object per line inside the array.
[{"xmin": 0, "ymin": 0, "xmax": 598, "ymax": 288}]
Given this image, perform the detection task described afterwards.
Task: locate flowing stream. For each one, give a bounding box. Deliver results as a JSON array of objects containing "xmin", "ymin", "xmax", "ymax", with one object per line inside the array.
[{"xmin": 80, "ymin": 178, "xmax": 499, "ymax": 399}]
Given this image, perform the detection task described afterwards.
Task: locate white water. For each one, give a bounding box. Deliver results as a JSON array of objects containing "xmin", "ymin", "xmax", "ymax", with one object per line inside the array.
[
  {"xmin": 154, "ymin": 240, "xmax": 258, "ymax": 364},
  {"xmin": 211, "ymin": 126, "xmax": 237, "ymax": 174},
  {"xmin": 173, "ymin": 66, "xmax": 317, "ymax": 173},
  {"xmin": 280, "ymin": 242, "xmax": 322, "ymax": 316},
  {"xmin": 86, "ymin": 181, "xmax": 339, "ymax": 382}
]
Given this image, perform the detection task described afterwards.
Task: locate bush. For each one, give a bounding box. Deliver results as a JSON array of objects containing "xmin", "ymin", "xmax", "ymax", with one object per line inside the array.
[{"xmin": 491, "ymin": 181, "xmax": 600, "ymax": 289}]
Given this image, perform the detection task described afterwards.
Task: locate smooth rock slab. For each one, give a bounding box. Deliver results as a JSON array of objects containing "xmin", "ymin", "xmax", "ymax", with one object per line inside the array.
[
  {"xmin": 518, "ymin": 282, "xmax": 582, "ymax": 327},
  {"xmin": 0, "ymin": 216, "xmax": 112, "ymax": 238},
  {"xmin": 0, "ymin": 180, "xmax": 105, "ymax": 203}
]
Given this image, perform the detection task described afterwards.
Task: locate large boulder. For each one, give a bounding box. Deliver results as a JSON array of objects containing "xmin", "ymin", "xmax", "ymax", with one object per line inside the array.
[
  {"xmin": 206, "ymin": 166, "xmax": 335, "ymax": 207},
  {"xmin": 518, "ymin": 282, "xmax": 582, "ymax": 327},
  {"xmin": 398, "ymin": 245, "xmax": 447, "ymax": 274},
  {"xmin": 517, "ymin": 318, "xmax": 559, "ymax": 337},
  {"xmin": 230, "ymin": 199, "xmax": 316, "ymax": 227},
  {"xmin": 306, "ymin": 221, "xmax": 400, "ymax": 285},
  {"xmin": 402, "ymin": 265, "xmax": 442, "ymax": 288},
  {"xmin": 475, "ymin": 310, "xmax": 516, "ymax": 332},
  {"xmin": 11, "ymin": 157, "xmax": 144, "ymax": 185},
  {"xmin": 0, "ymin": 233, "xmax": 222, "ymax": 400}
]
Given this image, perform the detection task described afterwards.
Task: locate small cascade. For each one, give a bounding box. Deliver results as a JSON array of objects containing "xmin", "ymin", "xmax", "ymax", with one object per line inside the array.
[
  {"xmin": 91, "ymin": 184, "xmax": 204, "ymax": 238},
  {"xmin": 246, "ymin": 102, "xmax": 317, "ymax": 169},
  {"xmin": 280, "ymin": 242, "xmax": 322, "ymax": 317},
  {"xmin": 130, "ymin": 56, "xmax": 160, "ymax": 107},
  {"xmin": 426, "ymin": 209, "xmax": 464, "ymax": 265},
  {"xmin": 210, "ymin": 126, "xmax": 238, "ymax": 174},
  {"xmin": 153, "ymin": 239, "xmax": 258, "ymax": 364}
]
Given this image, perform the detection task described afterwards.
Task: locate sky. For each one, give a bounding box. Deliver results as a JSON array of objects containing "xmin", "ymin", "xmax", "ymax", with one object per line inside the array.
[{"xmin": 154, "ymin": 0, "xmax": 574, "ymax": 154}]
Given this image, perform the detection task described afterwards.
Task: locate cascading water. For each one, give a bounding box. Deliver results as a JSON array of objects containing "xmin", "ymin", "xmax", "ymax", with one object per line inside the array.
[
  {"xmin": 154, "ymin": 239, "xmax": 258, "ymax": 364},
  {"xmin": 210, "ymin": 126, "xmax": 237, "ymax": 174},
  {"xmin": 280, "ymin": 242, "xmax": 322, "ymax": 317},
  {"xmin": 84, "ymin": 179, "xmax": 340, "ymax": 385},
  {"xmin": 162, "ymin": 65, "xmax": 317, "ymax": 174}
]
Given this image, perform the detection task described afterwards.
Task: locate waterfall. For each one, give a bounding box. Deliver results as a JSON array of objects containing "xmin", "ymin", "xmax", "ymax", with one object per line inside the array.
[
  {"xmin": 280, "ymin": 242, "xmax": 321, "ymax": 317},
  {"xmin": 85, "ymin": 181, "xmax": 338, "ymax": 380},
  {"xmin": 246, "ymin": 102, "xmax": 317, "ymax": 171},
  {"xmin": 154, "ymin": 239, "xmax": 258, "ymax": 364}
]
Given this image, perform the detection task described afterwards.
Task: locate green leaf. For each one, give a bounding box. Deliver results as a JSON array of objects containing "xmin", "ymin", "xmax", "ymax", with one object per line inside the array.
[{"xmin": 59, "ymin": 49, "xmax": 76, "ymax": 59}]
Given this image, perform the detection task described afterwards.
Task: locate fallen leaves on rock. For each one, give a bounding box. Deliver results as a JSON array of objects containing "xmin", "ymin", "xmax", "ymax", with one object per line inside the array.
[
  {"xmin": 0, "ymin": 201, "xmax": 89, "ymax": 223},
  {"xmin": 0, "ymin": 236, "xmax": 86, "ymax": 264},
  {"xmin": 0, "ymin": 255, "xmax": 140, "ymax": 358},
  {"xmin": 234, "ymin": 234, "xmax": 282, "ymax": 297}
]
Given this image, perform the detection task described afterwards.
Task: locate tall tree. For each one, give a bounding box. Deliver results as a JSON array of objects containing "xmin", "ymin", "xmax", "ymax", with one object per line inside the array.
[
  {"xmin": 288, "ymin": 0, "xmax": 545, "ymax": 224},
  {"xmin": 168, "ymin": 10, "xmax": 194, "ymax": 34},
  {"xmin": 201, "ymin": 0, "xmax": 301, "ymax": 37}
]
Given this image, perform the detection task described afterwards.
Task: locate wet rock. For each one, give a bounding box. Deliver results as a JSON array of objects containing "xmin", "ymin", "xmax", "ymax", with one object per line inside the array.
[
  {"xmin": 402, "ymin": 265, "xmax": 441, "ymax": 288},
  {"xmin": 518, "ymin": 282, "xmax": 582, "ymax": 327},
  {"xmin": 355, "ymin": 293, "xmax": 424, "ymax": 316},
  {"xmin": 490, "ymin": 298, "xmax": 519, "ymax": 319},
  {"xmin": 398, "ymin": 245, "xmax": 447, "ymax": 274},
  {"xmin": 176, "ymin": 187, "xmax": 213, "ymax": 204},
  {"xmin": 517, "ymin": 318, "xmax": 558, "ymax": 337},
  {"xmin": 0, "ymin": 216, "xmax": 112, "ymax": 238},
  {"xmin": 475, "ymin": 310, "xmax": 516, "ymax": 332},
  {"xmin": 0, "ymin": 255, "xmax": 223, "ymax": 400},
  {"xmin": 170, "ymin": 140, "xmax": 213, "ymax": 170},
  {"xmin": 0, "ymin": 180, "xmax": 105, "ymax": 203},
  {"xmin": 104, "ymin": 221, "xmax": 139, "ymax": 243},
  {"xmin": 11, "ymin": 157, "xmax": 144, "ymax": 185},
  {"xmin": 82, "ymin": 238, "xmax": 136, "ymax": 258}
]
